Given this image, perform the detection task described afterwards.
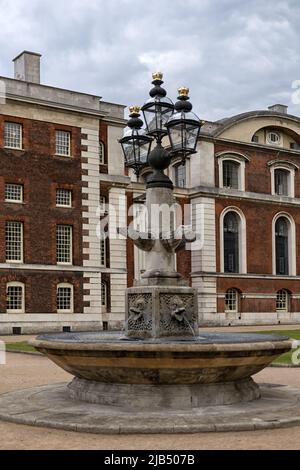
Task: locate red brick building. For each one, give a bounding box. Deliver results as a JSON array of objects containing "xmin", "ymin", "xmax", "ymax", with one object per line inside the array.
[
  {"xmin": 0, "ymin": 51, "xmax": 127, "ymax": 334},
  {"xmin": 128, "ymin": 104, "xmax": 300, "ymax": 326},
  {"xmin": 1, "ymin": 53, "xmax": 300, "ymax": 331}
]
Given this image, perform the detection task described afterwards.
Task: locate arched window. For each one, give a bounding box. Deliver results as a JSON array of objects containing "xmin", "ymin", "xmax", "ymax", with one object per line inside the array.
[
  {"xmin": 6, "ymin": 282, "xmax": 25, "ymax": 313},
  {"xmin": 274, "ymin": 169, "xmax": 289, "ymax": 196},
  {"xmin": 174, "ymin": 163, "xmax": 186, "ymax": 188},
  {"xmin": 276, "ymin": 289, "xmax": 289, "ymax": 313},
  {"xmin": 101, "ymin": 281, "xmax": 107, "ymax": 307},
  {"xmin": 224, "ymin": 212, "xmax": 240, "ymax": 273},
  {"xmin": 99, "ymin": 141, "xmax": 105, "ymax": 164},
  {"xmin": 275, "ymin": 218, "xmax": 289, "ymax": 275},
  {"xmin": 223, "ymin": 160, "xmax": 239, "ymax": 189},
  {"xmin": 57, "ymin": 283, "xmax": 74, "ymax": 313},
  {"xmin": 217, "ymin": 153, "xmax": 249, "ymax": 191},
  {"xmin": 225, "ymin": 289, "xmax": 238, "ymax": 313}
]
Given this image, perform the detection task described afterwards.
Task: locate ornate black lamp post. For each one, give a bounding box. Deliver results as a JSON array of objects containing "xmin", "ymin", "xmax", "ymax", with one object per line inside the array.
[
  {"xmin": 119, "ymin": 73, "xmax": 203, "ymax": 183},
  {"xmin": 118, "ymin": 73, "xmax": 204, "ymax": 339}
]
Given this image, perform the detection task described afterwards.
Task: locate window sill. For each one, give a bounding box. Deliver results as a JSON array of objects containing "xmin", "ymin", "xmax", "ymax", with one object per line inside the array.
[
  {"xmin": 56, "ymin": 205, "xmax": 72, "ymax": 209},
  {"xmin": 54, "ymin": 154, "xmax": 72, "ymax": 158},
  {"xmin": 4, "ymin": 147, "xmax": 24, "ymax": 151},
  {"xmin": 6, "ymin": 260, "xmax": 23, "ymax": 264},
  {"xmin": 6, "ymin": 311, "xmax": 25, "ymax": 314},
  {"xmin": 5, "ymin": 200, "xmax": 23, "ymax": 204}
]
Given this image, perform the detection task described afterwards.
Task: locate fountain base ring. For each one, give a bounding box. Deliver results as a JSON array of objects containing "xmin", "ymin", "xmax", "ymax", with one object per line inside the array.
[{"xmin": 68, "ymin": 376, "xmax": 260, "ymax": 408}]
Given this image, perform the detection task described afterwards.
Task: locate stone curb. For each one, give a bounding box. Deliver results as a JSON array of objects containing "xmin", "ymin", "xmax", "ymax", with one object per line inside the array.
[
  {"xmin": 0, "ymin": 383, "xmax": 300, "ymax": 434},
  {"xmin": 0, "ymin": 412, "xmax": 300, "ymax": 435},
  {"xmin": 268, "ymin": 363, "xmax": 300, "ymax": 368},
  {"xmin": 5, "ymin": 350, "xmax": 41, "ymax": 356}
]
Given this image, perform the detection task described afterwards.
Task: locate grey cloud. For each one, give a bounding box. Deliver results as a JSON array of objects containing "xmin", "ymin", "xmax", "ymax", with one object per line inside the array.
[{"xmin": 0, "ymin": 0, "xmax": 299, "ymax": 121}]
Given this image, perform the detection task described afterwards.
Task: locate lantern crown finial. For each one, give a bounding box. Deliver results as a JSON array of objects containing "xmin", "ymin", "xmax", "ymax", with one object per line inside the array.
[
  {"xmin": 129, "ymin": 105, "xmax": 141, "ymax": 116},
  {"xmin": 152, "ymin": 72, "xmax": 163, "ymax": 82},
  {"xmin": 178, "ymin": 87, "xmax": 189, "ymax": 98}
]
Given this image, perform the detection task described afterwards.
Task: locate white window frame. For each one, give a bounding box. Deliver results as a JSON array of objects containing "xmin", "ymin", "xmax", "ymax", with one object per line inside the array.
[
  {"xmin": 217, "ymin": 152, "xmax": 249, "ymax": 192},
  {"xmin": 99, "ymin": 141, "xmax": 105, "ymax": 164},
  {"xmin": 276, "ymin": 289, "xmax": 289, "ymax": 313},
  {"xmin": 57, "ymin": 283, "xmax": 74, "ymax": 313},
  {"xmin": 5, "ymin": 184, "xmax": 23, "ymax": 203},
  {"xmin": 4, "ymin": 122, "xmax": 23, "ymax": 150},
  {"xmin": 220, "ymin": 207, "xmax": 247, "ymax": 274},
  {"xmin": 171, "ymin": 160, "xmax": 189, "ymax": 188},
  {"xmin": 6, "ymin": 221, "xmax": 24, "ymax": 264},
  {"xmin": 56, "ymin": 225, "xmax": 73, "ymax": 265},
  {"xmin": 99, "ymin": 195, "xmax": 107, "ymax": 214},
  {"xmin": 272, "ymin": 212, "xmax": 296, "ymax": 276},
  {"xmin": 225, "ymin": 288, "xmax": 238, "ymax": 313},
  {"xmin": 6, "ymin": 282, "xmax": 25, "ymax": 314},
  {"xmin": 55, "ymin": 130, "xmax": 71, "ymax": 157},
  {"xmin": 268, "ymin": 161, "xmax": 298, "ymax": 198},
  {"xmin": 267, "ymin": 131, "xmax": 282, "ymax": 147},
  {"xmin": 56, "ymin": 189, "xmax": 72, "ymax": 208},
  {"xmin": 101, "ymin": 281, "xmax": 107, "ymax": 307},
  {"xmin": 100, "ymin": 236, "xmax": 106, "ymax": 267}
]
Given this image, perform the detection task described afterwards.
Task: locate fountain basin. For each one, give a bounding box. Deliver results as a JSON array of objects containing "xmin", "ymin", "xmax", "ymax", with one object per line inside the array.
[{"xmin": 30, "ymin": 332, "xmax": 292, "ymax": 408}]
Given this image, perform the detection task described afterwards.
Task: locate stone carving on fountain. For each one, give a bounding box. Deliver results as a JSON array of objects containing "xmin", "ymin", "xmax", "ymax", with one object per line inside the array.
[{"xmin": 123, "ymin": 183, "xmax": 199, "ymax": 339}]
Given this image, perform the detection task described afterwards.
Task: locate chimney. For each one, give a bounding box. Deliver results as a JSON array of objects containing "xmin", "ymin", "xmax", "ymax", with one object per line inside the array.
[
  {"xmin": 268, "ymin": 104, "xmax": 288, "ymax": 114},
  {"xmin": 13, "ymin": 51, "xmax": 41, "ymax": 84}
]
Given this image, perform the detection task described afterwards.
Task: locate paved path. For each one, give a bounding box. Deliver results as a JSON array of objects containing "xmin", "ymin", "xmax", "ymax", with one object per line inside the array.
[{"xmin": 0, "ymin": 353, "xmax": 300, "ymax": 450}]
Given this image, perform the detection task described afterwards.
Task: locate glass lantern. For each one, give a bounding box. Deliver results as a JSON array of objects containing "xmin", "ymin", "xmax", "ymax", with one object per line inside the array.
[
  {"xmin": 142, "ymin": 72, "xmax": 174, "ymax": 140},
  {"xmin": 166, "ymin": 87, "xmax": 203, "ymax": 163},
  {"xmin": 119, "ymin": 106, "xmax": 153, "ymax": 176}
]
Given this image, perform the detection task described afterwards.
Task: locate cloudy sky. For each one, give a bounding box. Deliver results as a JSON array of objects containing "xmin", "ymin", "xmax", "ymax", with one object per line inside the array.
[{"xmin": 0, "ymin": 0, "xmax": 299, "ymax": 121}]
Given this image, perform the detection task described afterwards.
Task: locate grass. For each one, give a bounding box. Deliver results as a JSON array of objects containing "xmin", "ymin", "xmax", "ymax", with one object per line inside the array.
[
  {"xmin": 5, "ymin": 341, "xmax": 38, "ymax": 354},
  {"xmin": 255, "ymin": 330, "xmax": 300, "ymax": 365}
]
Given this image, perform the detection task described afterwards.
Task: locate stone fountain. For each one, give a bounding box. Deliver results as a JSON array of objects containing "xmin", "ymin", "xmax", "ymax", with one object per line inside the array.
[
  {"xmin": 0, "ymin": 74, "xmax": 297, "ymax": 434},
  {"xmin": 30, "ymin": 76, "xmax": 292, "ymax": 412}
]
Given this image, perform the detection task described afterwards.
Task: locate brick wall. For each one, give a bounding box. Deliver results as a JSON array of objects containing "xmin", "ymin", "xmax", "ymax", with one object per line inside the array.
[{"xmin": 0, "ymin": 114, "xmax": 84, "ymax": 313}]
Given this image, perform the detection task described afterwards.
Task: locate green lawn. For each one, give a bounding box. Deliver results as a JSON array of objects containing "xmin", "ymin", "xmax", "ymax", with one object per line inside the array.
[
  {"xmin": 255, "ymin": 330, "xmax": 300, "ymax": 365},
  {"xmin": 5, "ymin": 341, "xmax": 38, "ymax": 354}
]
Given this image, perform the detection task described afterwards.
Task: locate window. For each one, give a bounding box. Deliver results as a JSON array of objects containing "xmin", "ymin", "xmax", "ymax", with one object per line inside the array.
[
  {"xmin": 99, "ymin": 196, "xmax": 107, "ymax": 214},
  {"xmin": 56, "ymin": 189, "xmax": 72, "ymax": 207},
  {"xmin": 224, "ymin": 212, "xmax": 239, "ymax": 273},
  {"xmin": 57, "ymin": 284, "xmax": 73, "ymax": 313},
  {"xmin": 225, "ymin": 289, "xmax": 238, "ymax": 313},
  {"xmin": 290, "ymin": 142, "xmax": 300, "ymax": 150},
  {"xmin": 56, "ymin": 225, "xmax": 72, "ymax": 264},
  {"xmin": 275, "ymin": 218, "xmax": 289, "ymax": 275},
  {"xmin": 101, "ymin": 281, "xmax": 107, "ymax": 307},
  {"xmin": 6, "ymin": 221, "xmax": 23, "ymax": 263},
  {"xmin": 100, "ymin": 236, "xmax": 106, "ymax": 267},
  {"xmin": 5, "ymin": 184, "xmax": 23, "ymax": 203},
  {"xmin": 252, "ymin": 134, "xmax": 259, "ymax": 143},
  {"xmin": 267, "ymin": 131, "xmax": 281, "ymax": 146},
  {"xmin": 174, "ymin": 164, "xmax": 186, "ymax": 188},
  {"xmin": 56, "ymin": 130, "xmax": 71, "ymax": 156},
  {"xmin": 223, "ymin": 161, "xmax": 239, "ymax": 189},
  {"xmin": 6, "ymin": 282, "xmax": 25, "ymax": 313},
  {"xmin": 99, "ymin": 142, "xmax": 105, "ymax": 164},
  {"xmin": 141, "ymin": 171, "xmax": 153, "ymax": 183},
  {"xmin": 274, "ymin": 169, "xmax": 289, "ymax": 196},
  {"xmin": 4, "ymin": 122, "xmax": 22, "ymax": 149},
  {"xmin": 276, "ymin": 289, "xmax": 289, "ymax": 312}
]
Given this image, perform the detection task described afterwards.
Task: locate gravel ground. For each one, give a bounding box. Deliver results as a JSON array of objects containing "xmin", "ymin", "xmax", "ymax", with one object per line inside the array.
[{"xmin": 0, "ymin": 352, "xmax": 300, "ymax": 450}]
